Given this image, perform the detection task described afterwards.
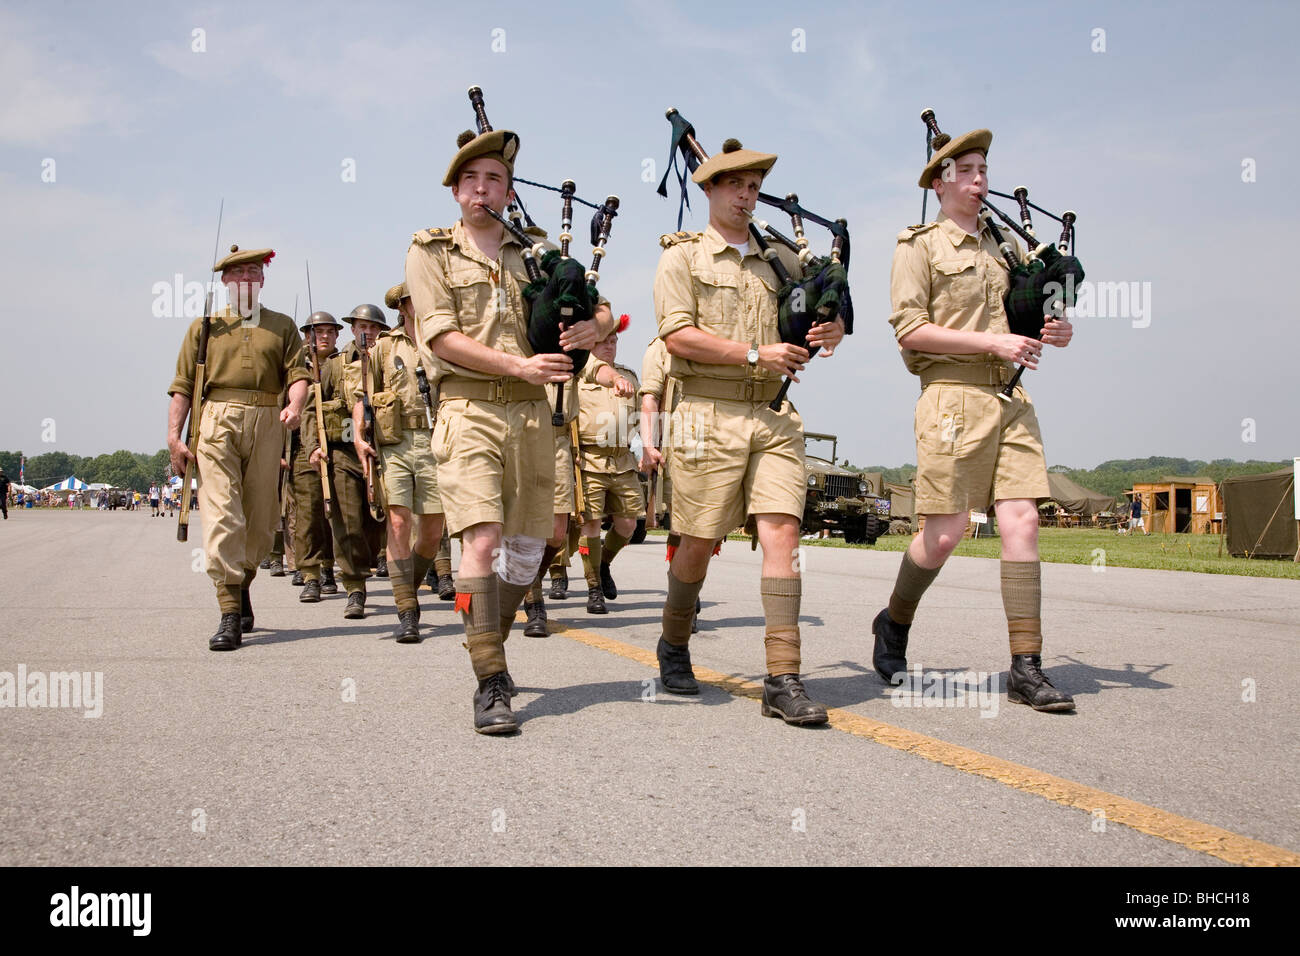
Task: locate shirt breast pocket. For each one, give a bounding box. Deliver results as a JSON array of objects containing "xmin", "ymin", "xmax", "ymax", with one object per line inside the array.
[
  {"xmin": 933, "ymin": 258, "xmax": 980, "ymax": 312},
  {"xmin": 447, "ymin": 270, "xmax": 494, "ymax": 329},
  {"xmin": 693, "ymin": 270, "xmax": 740, "ymax": 331}
]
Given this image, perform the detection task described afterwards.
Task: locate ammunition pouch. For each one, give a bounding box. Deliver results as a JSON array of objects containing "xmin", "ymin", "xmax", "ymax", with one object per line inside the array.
[{"xmin": 371, "ymin": 391, "xmax": 402, "ymax": 446}]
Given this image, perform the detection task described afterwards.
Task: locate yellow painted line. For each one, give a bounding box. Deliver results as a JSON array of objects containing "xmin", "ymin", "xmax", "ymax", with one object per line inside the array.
[{"xmin": 545, "ymin": 619, "xmax": 1299, "ymax": 867}]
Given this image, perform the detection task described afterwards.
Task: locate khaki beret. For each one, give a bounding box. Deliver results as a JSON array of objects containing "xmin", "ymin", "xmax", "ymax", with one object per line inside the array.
[
  {"xmin": 383, "ymin": 282, "xmax": 409, "ymax": 309},
  {"xmin": 692, "ymin": 138, "xmax": 776, "ymax": 185},
  {"xmin": 443, "ymin": 129, "xmax": 520, "ymax": 187},
  {"xmin": 215, "ymin": 243, "xmax": 275, "ymax": 272},
  {"xmin": 918, "ymin": 128, "xmax": 992, "ymax": 189}
]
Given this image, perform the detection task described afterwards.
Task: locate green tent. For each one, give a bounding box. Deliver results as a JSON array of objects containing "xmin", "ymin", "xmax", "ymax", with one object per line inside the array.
[
  {"xmin": 1040, "ymin": 473, "xmax": 1115, "ymax": 517},
  {"xmin": 1222, "ymin": 468, "xmax": 1297, "ymax": 559}
]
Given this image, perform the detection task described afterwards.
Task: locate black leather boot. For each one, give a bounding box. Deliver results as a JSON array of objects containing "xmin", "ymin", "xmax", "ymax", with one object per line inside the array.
[
  {"xmin": 291, "ymin": 569, "xmax": 305, "ymax": 587},
  {"xmin": 761, "ymin": 674, "xmax": 828, "ymax": 725},
  {"xmin": 343, "ymin": 592, "xmax": 366, "ymax": 620},
  {"xmin": 240, "ymin": 589, "xmax": 254, "ymax": 633},
  {"xmin": 473, "ymin": 672, "xmax": 518, "ymax": 735},
  {"xmin": 586, "ymin": 585, "xmax": 607, "ymax": 614},
  {"xmin": 393, "ymin": 609, "xmax": 421, "ymax": 644},
  {"xmin": 871, "ymin": 608, "xmax": 909, "ymax": 683},
  {"xmin": 656, "ymin": 637, "xmax": 698, "ymax": 695},
  {"xmin": 375, "ymin": 555, "xmax": 388, "ymax": 578},
  {"xmin": 209, "ymin": 613, "xmax": 242, "ymax": 651},
  {"xmin": 269, "ymin": 559, "xmax": 285, "ymax": 577},
  {"xmin": 549, "ymin": 569, "xmax": 568, "ymax": 600},
  {"xmin": 299, "ymin": 578, "xmax": 322, "ymax": 603},
  {"xmin": 599, "ymin": 561, "xmax": 617, "ymax": 600},
  {"xmin": 437, "ymin": 574, "xmax": 456, "ymax": 600},
  {"xmin": 1007, "ymin": 655, "xmax": 1075, "ymax": 712},
  {"xmin": 523, "ymin": 598, "xmax": 548, "ymax": 637},
  {"xmin": 320, "ymin": 567, "xmax": 338, "ymax": 594}
]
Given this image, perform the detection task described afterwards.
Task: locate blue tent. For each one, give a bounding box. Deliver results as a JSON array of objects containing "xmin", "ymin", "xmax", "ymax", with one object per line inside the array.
[{"xmin": 42, "ymin": 476, "xmax": 89, "ymax": 492}]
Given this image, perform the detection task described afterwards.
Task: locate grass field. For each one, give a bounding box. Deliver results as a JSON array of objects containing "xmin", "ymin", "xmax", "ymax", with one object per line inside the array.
[{"xmin": 661, "ymin": 527, "xmax": 1300, "ymax": 579}]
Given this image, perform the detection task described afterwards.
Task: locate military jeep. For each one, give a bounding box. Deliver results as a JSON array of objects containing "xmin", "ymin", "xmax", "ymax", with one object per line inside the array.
[{"xmin": 802, "ymin": 432, "xmax": 890, "ymax": 545}]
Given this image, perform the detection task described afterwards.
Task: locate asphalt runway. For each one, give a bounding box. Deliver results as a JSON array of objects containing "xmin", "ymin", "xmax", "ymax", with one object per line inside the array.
[{"xmin": 1, "ymin": 510, "xmax": 1296, "ymax": 866}]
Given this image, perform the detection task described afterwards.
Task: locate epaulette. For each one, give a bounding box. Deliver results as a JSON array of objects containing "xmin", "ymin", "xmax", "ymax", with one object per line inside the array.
[
  {"xmin": 659, "ymin": 230, "xmax": 702, "ymax": 249},
  {"xmin": 896, "ymin": 222, "xmax": 939, "ymax": 242},
  {"xmin": 412, "ymin": 226, "xmax": 453, "ymax": 245}
]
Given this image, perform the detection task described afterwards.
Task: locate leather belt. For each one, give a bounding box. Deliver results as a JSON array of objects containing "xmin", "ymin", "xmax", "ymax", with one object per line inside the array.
[
  {"xmin": 438, "ymin": 378, "xmax": 548, "ymax": 404},
  {"xmin": 206, "ymin": 388, "xmax": 280, "ymax": 406},
  {"xmin": 680, "ymin": 377, "xmax": 783, "ymax": 403},
  {"xmin": 919, "ymin": 364, "xmax": 1012, "ymax": 388}
]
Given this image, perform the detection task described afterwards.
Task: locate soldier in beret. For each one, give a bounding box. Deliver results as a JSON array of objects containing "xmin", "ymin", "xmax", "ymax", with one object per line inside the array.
[
  {"xmin": 574, "ymin": 326, "xmax": 643, "ymax": 613},
  {"xmin": 167, "ymin": 244, "xmax": 310, "ymax": 650},
  {"xmin": 405, "ymin": 127, "xmax": 617, "ymax": 734},
  {"xmin": 652, "ymin": 139, "xmax": 845, "ymax": 725},
  {"xmin": 293, "ymin": 312, "xmax": 342, "ymax": 603},
  {"xmin": 875, "ymin": 126, "xmax": 1075, "ymax": 712}
]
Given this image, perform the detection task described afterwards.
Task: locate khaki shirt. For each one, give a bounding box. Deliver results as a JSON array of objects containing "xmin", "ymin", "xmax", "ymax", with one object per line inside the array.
[
  {"xmin": 299, "ymin": 347, "xmax": 340, "ymax": 453},
  {"xmin": 341, "ymin": 325, "xmax": 429, "ymax": 426},
  {"xmin": 578, "ymin": 362, "xmax": 640, "ymax": 474},
  {"xmin": 638, "ymin": 336, "xmax": 680, "ymax": 412},
  {"xmin": 653, "ymin": 224, "xmax": 802, "ymax": 384},
  {"xmin": 405, "ymin": 219, "xmax": 538, "ymax": 386},
  {"xmin": 888, "ymin": 211, "xmax": 1021, "ymax": 377},
  {"xmin": 167, "ymin": 305, "xmax": 309, "ymax": 398}
]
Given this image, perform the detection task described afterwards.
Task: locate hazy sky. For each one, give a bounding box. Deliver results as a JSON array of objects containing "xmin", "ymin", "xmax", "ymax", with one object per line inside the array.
[{"xmin": 2, "ymin": 0, "xmax": 1296, "ymax": 469}]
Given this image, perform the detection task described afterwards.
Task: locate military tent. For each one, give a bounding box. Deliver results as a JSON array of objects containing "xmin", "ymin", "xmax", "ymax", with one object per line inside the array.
[
  {"xmin": 1222, "ymin": 468, "xmax": 1297, "ymax": 559},
  {"xmin": 1040, "ymin": 473, "xmax": 1115, "ymax": 517}
]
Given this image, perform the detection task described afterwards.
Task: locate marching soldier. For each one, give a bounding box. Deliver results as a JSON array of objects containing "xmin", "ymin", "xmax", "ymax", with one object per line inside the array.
[
  {"xmin": 430, "ymin": 528, "xmax": 456, "ymax": 599},
  {"xmin": 575, "ymin": 328, "xmax": 643, "ymax": 613},
  {"xmin": 876, "ymin": 126, "xmax": 1075, "ymax": 712},
  {"xmin": 652, "ymin": 140, "xmax": 844, "ymax": 724},
  {"xmin": 167, "ymin": 244, "xmax": 309, "ymax": 650},
  {"xmin": 348, "ymin": 286, "xmax": 446, "ymax": 643},
  {"xmin": 406, "ymin": 126, "xmax": 614, "ymax": 734},
  {"xmin": 306, "ymin": 305, "xmax": 387, "ymax": 619},
  {"xmin": 293, "ymin": 313, "xmax": 342, "ymax": 602},
  {"xmin": 519, "ymin": 323, "xmax": 612, "ymax": 635},
  {"xmin": 639, "ymin": 336, "xmax": 701, "ymax": 633}
]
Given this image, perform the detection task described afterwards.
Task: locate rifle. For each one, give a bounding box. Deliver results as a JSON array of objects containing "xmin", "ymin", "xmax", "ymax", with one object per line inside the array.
[
  {"xmin": 359, "ymin": 332, "xmax": 387, "ymax": 522},
  {"xmin": 568, "ymin": 413, "xmax": 586, "ymax": 519},
  {"xmin": 177, "ymin": 199, "xmax": 224, "ymax": 543},
  {"xmin": 305, "ymin": 262, "xmax": 333, "ymax": 516}
]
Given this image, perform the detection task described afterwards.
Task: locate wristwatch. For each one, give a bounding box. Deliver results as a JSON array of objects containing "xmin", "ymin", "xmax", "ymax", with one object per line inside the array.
[{"xmin": 746, "ymin": 343, "xmax": 759, "ymax": 368}]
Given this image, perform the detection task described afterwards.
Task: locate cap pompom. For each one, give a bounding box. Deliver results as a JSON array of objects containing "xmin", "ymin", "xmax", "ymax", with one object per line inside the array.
[
  {"xmin": 721, "ymin": 138, "xmax": 742, "ymax": 153},
  {"xmin": 930, "ymin": 132, "xmax": 951, "ymax": 150},
  {"xmin": 229, "ymin": 244, "xmax": 239, "ymax": 253},
  {"xmin": 616, "ymin": 313, "xmax": 630, "ymax": 333},
  {"xmin": 456, "ymin": 129, "xmax": 476, "ymax": 148},
  {"xmin": 262, "ymin": 251, "xmax": 275, "ymax": 265}
]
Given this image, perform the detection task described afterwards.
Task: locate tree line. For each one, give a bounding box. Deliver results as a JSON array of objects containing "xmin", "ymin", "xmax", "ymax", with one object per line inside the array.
[
  {"xmin": 845, "ymin": 456, "xmax": 1292, "ymax": 499},
  {"xmin": 0, "ymin": 449, "xmax": 170, "ymax": 492}
]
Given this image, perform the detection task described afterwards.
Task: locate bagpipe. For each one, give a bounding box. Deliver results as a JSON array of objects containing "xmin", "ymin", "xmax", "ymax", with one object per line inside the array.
[
  {"xmin": 920, "ymin": 109, "xmax": 1084, "ymax": 401},
  {"xmin": 658, "ymin": 108, "xmax": 853, "ymax": 412},
  {"xmin": 466, "ymin": 86, "xmax": 620, "ymax": 425}
]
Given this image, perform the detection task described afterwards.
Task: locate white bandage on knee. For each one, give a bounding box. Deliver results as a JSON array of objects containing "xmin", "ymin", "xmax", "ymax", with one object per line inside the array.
[{"xmin": 498, "ymin": 534, "xmax": 545, "ymax": 586}]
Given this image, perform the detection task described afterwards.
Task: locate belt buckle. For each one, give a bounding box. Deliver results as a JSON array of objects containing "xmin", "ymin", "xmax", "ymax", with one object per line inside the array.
[
  {"xmin": 742, "ymin": 380, "xmax": 757, "ymax": 402},
  {"xmin": 488, "ymin": 380, "xmax": 505, "ymax": 403}
]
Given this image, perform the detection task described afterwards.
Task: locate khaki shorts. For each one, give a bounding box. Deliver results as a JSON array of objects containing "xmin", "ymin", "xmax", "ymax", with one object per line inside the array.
[
  {"xmin": 667, "ymin": 397, "xmax": 805, "ymax": 540},
  {"xmin": 381, "ymin": 427, "xmax": 442, "ymax": 514},
  {"xmin": 553, "ymin": 425, "xmax": 575, "ymax": 514},
  {"xmin": 913, "ymin": 384, "xmax": 1049, "ymax": 515},
  {"xmin": 581, "ymin": 468, "xmax": 644, "ymax": 521},
  {"xmin": 432, "ymin": 396, "xmax": 553, "ymax": 538}
]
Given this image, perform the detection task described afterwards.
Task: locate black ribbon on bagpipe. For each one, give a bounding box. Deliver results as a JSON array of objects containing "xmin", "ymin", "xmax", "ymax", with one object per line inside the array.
[{"xmin": 513, "ymin": 176, "xmax": 619, "ymax": 249}]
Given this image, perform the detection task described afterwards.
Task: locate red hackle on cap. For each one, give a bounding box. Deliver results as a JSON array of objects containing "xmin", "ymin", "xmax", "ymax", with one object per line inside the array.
[{"xmin": 616, "ymin": 313, "xmax": 630, "ymax": 333}]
